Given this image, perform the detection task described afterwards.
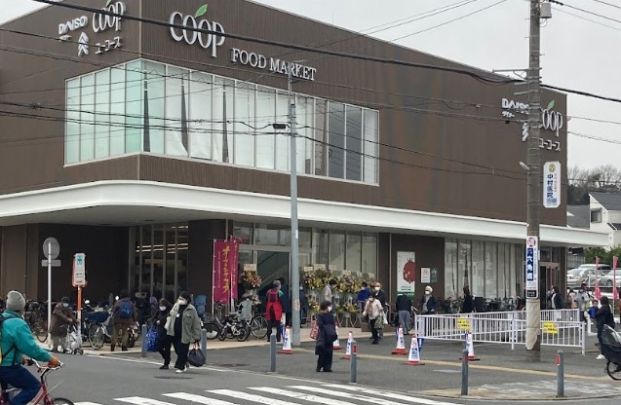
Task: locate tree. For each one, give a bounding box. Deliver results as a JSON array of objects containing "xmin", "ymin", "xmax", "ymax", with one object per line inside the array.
[
  {"xmin": 584, "ymin": 247, "xmax": 621, "ymax": 265},
  {"xmin": 567, "ymin": 165, "xmax": 621, "ymax": 204}
]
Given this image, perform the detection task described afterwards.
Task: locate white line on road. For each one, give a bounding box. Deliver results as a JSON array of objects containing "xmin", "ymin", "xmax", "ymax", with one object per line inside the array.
[
  {"xmin": 75, "ymin": 402, "xmax": 104, "ymax": 405},
  {"xmin": 250, "ymin": 387, "xmax": 358, "ymax": 405},
  {"xmin": 289, "ymin": 385, "xmax": 411, "ymax": 405},
  {"xmin": 163, "ymin": 392, "xmax": 240, "ymax": 405},
  {"xmin": 322, "ymin": 384, "xmax": 459, "ymax": 405},
  {"xmin": 115, "ymin": 397, "xmax": 176, "ymax": 405},
  {"xmin": 209, "ymin": 389, "xmax": 303, "ymax": 405}
]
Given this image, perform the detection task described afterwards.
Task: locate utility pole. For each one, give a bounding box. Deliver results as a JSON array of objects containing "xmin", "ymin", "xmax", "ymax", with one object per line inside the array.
[
  {"xmin": 525, "ymin": 0, "xmax": 543, "ymax": 358},
  {"xmin": 288, "ymin": 68, "xmax": 301, "ymax": 346}
]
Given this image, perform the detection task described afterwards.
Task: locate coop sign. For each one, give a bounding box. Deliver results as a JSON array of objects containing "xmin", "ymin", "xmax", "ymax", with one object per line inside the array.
[
  {"xmin": 168, "ymin": 5, "xmax": 225, "ymax": 58},
  {"xmin": 501, "ymin": 98, "xmax": 563, "ymax": 152}
]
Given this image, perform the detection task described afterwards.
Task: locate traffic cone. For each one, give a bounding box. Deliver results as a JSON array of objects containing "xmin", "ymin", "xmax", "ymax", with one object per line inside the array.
[
  {"xmin": 333, "ymin": 325, "xmax": 342, "ymax": 351},
  {"xmin": 341, "ymin": 331, "xmax": 353, "ymax": 359},
  {"xmin": 404, "ymin": 334, "xmax": 424, "ymax": 366},
  {"xmin": 460, "ymin": 332, "xmax": 480, "ymax": 361},
  {"xmin": 278, "ymin": 326, "xmax": 293, "ymax": 354},
  {"xmin": 392, "ymin": 327, "xmax": 407, "ymax": 355}
]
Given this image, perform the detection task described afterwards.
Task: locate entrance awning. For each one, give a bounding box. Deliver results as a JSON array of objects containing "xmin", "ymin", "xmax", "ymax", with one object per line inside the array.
[{"xmin": 0, "ymin": 180, "xmax": 607, "ymax": 247}]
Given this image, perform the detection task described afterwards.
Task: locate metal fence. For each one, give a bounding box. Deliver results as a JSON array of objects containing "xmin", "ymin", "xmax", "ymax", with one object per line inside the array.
[{"xmin": 415, "ymin": 309, "xmax": 586, "ymax": 355}]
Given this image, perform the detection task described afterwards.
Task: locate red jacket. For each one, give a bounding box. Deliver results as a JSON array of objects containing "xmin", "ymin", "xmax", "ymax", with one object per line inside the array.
[{"xmin": 265, "ymin": 288, "xmax": 283, "ymax": 321}]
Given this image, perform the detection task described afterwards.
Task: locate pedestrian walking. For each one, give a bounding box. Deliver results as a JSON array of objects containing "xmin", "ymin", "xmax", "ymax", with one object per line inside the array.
[
  {"xmin": 265, "ymin": 280, "xmax": 284, "ymax": 343},
  {"xmin": 322, "ymin": 279, "xmax": 337, "ymax": 304},
  {"xmin": 315, "ymin": 301, "xmax": 337, "ymax": 372},
  {"xmin": 395, "ymin": 293, "xmax": 412, "ymax": 334},
  {"xmin": 420, "ymin": 286, "xmax": 437, "ymax": 314},
  {"xmin": 363, "ymin": 293, "xmax": 383, "ymax": 344},
  {"xmin": 461, "ymin": 287, "xmax": 474, "ymax": 313},
  {"xmin": 165, "ymin": 292, "xmax": 202, "ymax": 373},
  {"xmin": 576, "ymin": 283, "xmax": 591, "ymax": 322},
  {"xmin": 595, "ymin": 296, "xmax": 615, "ymax": 360},
  {"xmin": 299, "ymin": 285, "xmax": 308, "ymax": 325},
  {"xmin": 373, "ymin": 282, "xmax": 387, "ymax": 339},
  {"xmin": 49, "ymin": 296, "xmax": 76, "ymax": 353},
  {"xmin": 155, "ymin": 298, "xmax": 172, "ymax": 369},
  {"xmin": 111, "ymin": 291, "xmax": 136, "ymax": 352}
]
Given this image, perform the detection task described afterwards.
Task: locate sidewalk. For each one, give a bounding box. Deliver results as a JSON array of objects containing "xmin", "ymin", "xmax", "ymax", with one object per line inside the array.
[{"xmin": 99, "ymin": 332, "xmax": 621, "ymax": 401}]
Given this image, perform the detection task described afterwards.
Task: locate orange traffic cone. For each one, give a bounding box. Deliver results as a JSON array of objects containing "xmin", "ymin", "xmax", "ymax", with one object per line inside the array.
[
  {"xmin": 278, "ymin": 326, "xmax": 293, "ymax": 354},
  {"xmin": 404, "ymin": 335, "xmax": 424, "ymax": 366},
  {"xmin": 341, "ymin": 331, "xmax": 354, "ymax": 359},
  {"xmin": 392, "ymin": 327, "xmax": 407, "ymax": 355}
]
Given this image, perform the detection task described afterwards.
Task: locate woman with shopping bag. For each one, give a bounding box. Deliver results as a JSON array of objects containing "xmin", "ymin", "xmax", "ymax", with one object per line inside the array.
[
  {"xmin": 165, "ymin": 292, "xmax": 202, "ymax": 373},
  {"xmin": 363, "ymin": 293, "xmax": 383, "ymax": 344}
]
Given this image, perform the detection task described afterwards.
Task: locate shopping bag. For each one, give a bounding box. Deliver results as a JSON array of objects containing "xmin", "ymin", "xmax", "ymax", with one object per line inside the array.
[
  {"xmin": 309, "ymin": 319, "xmax": 319, "ymax": 340},
  {"xmin": 188, "ymin": 344, "xmax": 205, "ymax": 367},
  {"xmin": 144, "ymin": 327, "xmax": 158, "ymax": 352}
]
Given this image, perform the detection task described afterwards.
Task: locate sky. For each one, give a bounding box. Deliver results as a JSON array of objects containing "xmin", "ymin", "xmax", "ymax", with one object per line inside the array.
[{"xmin": 1, "ymin": 0, "xmax": 620, "ymax": 170}]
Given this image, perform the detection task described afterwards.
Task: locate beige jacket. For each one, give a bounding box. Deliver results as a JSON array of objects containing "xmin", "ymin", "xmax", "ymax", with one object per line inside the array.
[{"xmin": 363, "ymin": 299, "xmax": 383, "ymax": 320}]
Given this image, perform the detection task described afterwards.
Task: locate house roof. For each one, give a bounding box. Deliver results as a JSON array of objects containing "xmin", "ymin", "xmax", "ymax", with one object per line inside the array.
[
  {"xmin": 567, "ymin": 204, "xmax": 590, "ymax": 229},
  {"xmin": 591, "ymin": 192, "xmax": 621, "ymax": 211},
  {"xmin": 609, "ymin": 223, "xmax": 621, "ymax": 231}
]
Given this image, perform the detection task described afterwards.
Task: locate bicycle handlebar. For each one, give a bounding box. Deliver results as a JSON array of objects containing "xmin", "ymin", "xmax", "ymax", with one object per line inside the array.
[{"xmin": 31, "ymin": 359, "xmax": 64, "ymax": 371}]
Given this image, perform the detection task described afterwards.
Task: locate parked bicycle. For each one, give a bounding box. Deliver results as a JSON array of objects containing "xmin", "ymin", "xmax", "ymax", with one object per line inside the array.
[
  {"xmin": 217, "ymin": 313, "xmax": 250, "ymax": 342},
  {"xmin": 25, "ymin": 301, "xmax": 48, "ymax": 343},
  {"xmin": 1, "ymin": 360, "xmax": 73, "ymax": 405},
  {"xmin": 88, "ymin": 309, "xmax": 138, "ymax": 350}
]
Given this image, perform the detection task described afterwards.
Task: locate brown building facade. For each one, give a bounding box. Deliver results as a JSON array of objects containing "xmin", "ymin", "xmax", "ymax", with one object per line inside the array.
[{"xmin": 0, "ymin": 0, "xmax": 605, "ymax": 307}]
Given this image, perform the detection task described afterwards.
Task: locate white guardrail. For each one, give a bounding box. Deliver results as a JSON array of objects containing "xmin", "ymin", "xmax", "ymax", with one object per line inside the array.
[{"xmin": 415, "ymin": 309, "xmax": 586, "ymax": 355}]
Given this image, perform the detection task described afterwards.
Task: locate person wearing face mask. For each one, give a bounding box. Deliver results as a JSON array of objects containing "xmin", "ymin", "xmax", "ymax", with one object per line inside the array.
[
  {"xmin": 315, "ymin": 301, "xmax": 337, "ymax": 372},
  {"xmin": 420, "ymin": 286, "xmax": 437, "ymax": 314},
  {"xmin": 265, "ymin": 281, "xmax": 284, "ymax": 343},
  {"xmin": 165, "ymin": 292, "xmax": 202, "ymax": 373},
  {"xmin": 363, "ymin": 293, "xmax": 383, "ymax": 344},
  {"xmin": 50, "ymin": 297, "xmax": 76, "ymax": 353},
  {"xmin": 155, "ymin": 298, "xmax": 172, "ymax": 369}
]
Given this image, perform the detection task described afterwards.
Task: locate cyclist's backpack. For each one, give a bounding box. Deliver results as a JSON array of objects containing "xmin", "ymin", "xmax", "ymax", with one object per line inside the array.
[
  {"xmin": 118, "ymin": 299, "xmax": 134, "ymax": 319},
  {"xmin": 0, "ymin": 314, "xmax": 15, "ymax": 364}
]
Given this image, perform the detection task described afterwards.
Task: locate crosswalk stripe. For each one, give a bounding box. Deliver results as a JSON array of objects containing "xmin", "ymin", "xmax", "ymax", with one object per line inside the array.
[
  {"xmin": 322, "ymin": 384, "xmax": 458, "ymax": 405},
  {"xmin": 75, "ymin": 402, "xmax": 104, "ymax": 405},
  {"xmin": 163, "ymin": 392, "xmax": 239, "ymax": 405},
  {"xmin": 209, "ymin": 389, "xmax": 303, "ymax": 405},
  {"xmin": 289, "ymin": 385, "xmax": 410, "ymax": 405},
  {"xmin": 250, "ymin": 387, "xmax": 357, "ymax": 405},
  {"xmin": 115, "ymin": 397, "xmax": 176, "ymax": 405}
]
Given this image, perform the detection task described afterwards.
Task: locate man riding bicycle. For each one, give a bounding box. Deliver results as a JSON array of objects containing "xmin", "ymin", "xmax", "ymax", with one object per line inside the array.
[{"xmin": 0, "ymin": 291, "xmax": 60, "ymax": 405}]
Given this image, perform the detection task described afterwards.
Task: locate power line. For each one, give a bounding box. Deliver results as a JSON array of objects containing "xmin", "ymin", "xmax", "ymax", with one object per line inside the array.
[
  {"xmin": 550, "ymin": 0, "xmax": 621, "ymax": 25},
  {"xmin": 393, "ymin": 0, "xmax": 509, "ymax": 41},
  {"xmin": 554, "ymin": 7, "xmax": 621, "ymax": 32},
  {"xmin": 29, "ymin": 0, "xmax": 511, "ymax": 85},
  {"xmin": 591, "ymin": 0, "xmax": 621, "ymax": 11}
]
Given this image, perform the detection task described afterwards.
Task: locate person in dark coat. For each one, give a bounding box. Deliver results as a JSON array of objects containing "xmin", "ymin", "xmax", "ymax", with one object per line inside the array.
[
  {"xmin": 395, "ymin": 294, "xmax": 412, "ymax": 334},
  {"xmin": 155, "ymin": 298, "xmax": 172, "ymax": 369},
  {"xmin": 420, "ymin": 286, "xmax": 437, "ymax": 314},
  {"xmin": 315, "ymin": 301, "xmax": 337, "ymax": 372},
  {"xmin": 50, "ymin": 297, "xmax": 76, "ymax": 353},
  {"xmin": 462, "ymin": 287, "xmax": 474, "ymax": 313},
  {"xmin": 595, "ymin": 296, "xmax": 616, "ymax": 359}
]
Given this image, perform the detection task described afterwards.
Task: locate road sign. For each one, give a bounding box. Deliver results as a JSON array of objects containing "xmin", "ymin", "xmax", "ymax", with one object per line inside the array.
[
  {"xmin": 525, "ymin": 236, "xmax": 539, "ymax": 298},
  {"xmin": 72, "ymin": 253, "xmax": 87, "ymax": 287},
  {"xmin": 41, "ymin": 259, "xmax": 61, "ymax": 267},
  {"xmin": 42, "ymin": 237, "xmax": 60, "ymax": 259}
]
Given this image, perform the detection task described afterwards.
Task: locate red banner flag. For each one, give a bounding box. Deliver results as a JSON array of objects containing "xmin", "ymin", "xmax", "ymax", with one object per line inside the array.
[{"xmin": 212, "ymin": 239, "xmax": 240, "ymax": 304}]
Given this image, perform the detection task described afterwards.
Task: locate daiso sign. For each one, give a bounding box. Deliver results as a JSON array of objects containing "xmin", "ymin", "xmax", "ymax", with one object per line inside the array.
[{"xmin": 169, "ymin": 4, "xmax": 225, "ymax": 58}]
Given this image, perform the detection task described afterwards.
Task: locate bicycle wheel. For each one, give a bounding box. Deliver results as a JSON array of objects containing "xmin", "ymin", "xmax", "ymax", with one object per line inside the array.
[
  {"xmin": 237, "ymin": 326, "xmax": 250, "ymax": 342},
  {"xmin": 52, "ymin": 397, "xmax": 75, "ymax": 405},
  {"xmin": 90, "ymin": 326, "xmax": 105, "ymax": 350},
  {"xmin": 250, "ymin": 316, "xmax": 267, "ymax": 339},
  {"xmin": 204, "ymin": 322, "xmax": 220, "ymax": 340}
]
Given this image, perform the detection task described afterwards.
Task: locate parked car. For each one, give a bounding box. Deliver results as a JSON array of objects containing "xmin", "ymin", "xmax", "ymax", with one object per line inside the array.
[
  {"xmin": 599, "ymin": 270, "xmax": 621, "ymax": 288},
  {"xmin": 567, "ymin": 264, "xmax": 611, "ymax": 289}
]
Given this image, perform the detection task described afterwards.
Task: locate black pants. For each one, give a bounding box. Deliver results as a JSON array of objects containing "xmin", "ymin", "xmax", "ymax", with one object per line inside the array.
[
  {"xmin": 173, "ymin": 336, "xmax": 190, "ymax": 370},
  {"xmin": 316, "ymin": 347, "xmax": 333, "ymax": 371},
  {"xmin": 266, "ymin": 319, "xmax": 282, "ymax": 342},
  {"xmin": 158, "ymin": 334, "xmax": 172, "ymax": 366},
  {"xmin": 370, "ymin": 319, "xmax": 379, "ymax": 343}
]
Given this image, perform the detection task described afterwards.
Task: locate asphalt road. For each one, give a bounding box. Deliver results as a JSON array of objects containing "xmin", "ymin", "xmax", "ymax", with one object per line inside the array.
[{"xmin": 36, "ymin": 341, "xmax": 621, "ymax": 405}]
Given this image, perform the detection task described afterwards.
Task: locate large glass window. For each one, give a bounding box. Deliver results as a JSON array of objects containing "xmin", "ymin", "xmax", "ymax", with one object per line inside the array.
[
  {"xmin": 64, "ymin": 59, "xmax": 379, "ymax": 185},
  {"xmin": 234, "ymin": 83, "xmax": 255, "ymax": 167},
  {"xmin": 145, "ymin": 61, "xmax": 166, "ymax": 154},
  {"xmin": 94, "ymin": 70, "xmax": 110, "ymax": 159},
  {"xmin": 80, "ymin": 75, "xmax": 95, "ymax": 161},
  {"xmin": 471, "ymin": 241, "xmax": 485, "ymax": 296},
  {"xmin": 346, "ymin": 106, "xmax": 362, "ymax": 181},
  {"xmin": 328, "ymin": 102, "xmax": 345, "ymax": 178},
  {"xmin": 165, "ymin": 66, "xmax": 189, "ymax": 157},
  {"xmin": 362, "ymin": 234, "xmax": 377, "ymax": 276},
  {"xmin": 125, "ymin": 60, "xmax": 142, "ymax": 154},
  {"xmin": 65, "ymin": 79, "xmax": 80, "ymax": 164},
  {"xmin": 485, "ymin": 242, "xmax": 498, "ymax": 298},
  {"xmin": 445, "ymin": 239, "xmax": 458, "ymax": 298},
  {"xmin": 346, "ymin": 233, "xmax": 361, "ymax": 272}
]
